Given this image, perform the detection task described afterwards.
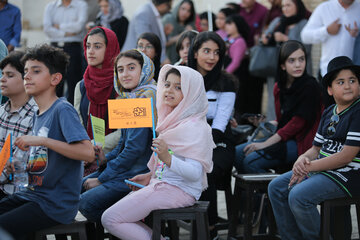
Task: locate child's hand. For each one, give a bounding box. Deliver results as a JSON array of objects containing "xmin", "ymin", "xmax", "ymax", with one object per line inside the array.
[
  {"xmin": 244, "ymin": 142, "xmax": 266, "ymax": 156},
  {"xmin": 292, "ymin": 155, "xmax": 310, "ymax": 176},
  {"xmin": 83, "ymin": 178, "xmax": 101, "ymax": 190},
  {"xmin": 94, "ymin": 145, "xmax": 106, "ymax": 166},
  {"xmin": 151, "ymin": 138, "xmax": 172, "ymax": 166},
  {"xmin": 5, "ymin": 161, "xmax": 15, "ymax": 175},
  {"xmin": 289, "ymin": 173, "xmax": 306, "ymax": 188},
  {"xmin": 15, "ymin": 136, "xmax": 45, "ymax": 151},
  {"xmin": 128, "ymin": 172, "xmax": 151, "ymax": 191}
]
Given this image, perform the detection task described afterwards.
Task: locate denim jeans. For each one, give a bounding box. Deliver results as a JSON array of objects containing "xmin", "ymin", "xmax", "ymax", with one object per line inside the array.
[
  {"xmin": 268, "ymin": 171, "xmax": 346, "ymax": 240},
  {"xmin": 79, "ymin": 171, "xmax": 129, "ymax": 222},
  {"xmin": 234, "ymin": 140, "xmax": 298, "ymax": 173}
]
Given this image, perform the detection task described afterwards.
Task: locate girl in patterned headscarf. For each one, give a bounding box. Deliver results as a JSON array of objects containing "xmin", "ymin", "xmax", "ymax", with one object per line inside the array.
[
  {"xmin": 79, "ymin": 49, "xmax": 157, "ymax": 224},
  {"xmin": 101, "ymin": 65, "xmax": 214, "ymax": 240}
]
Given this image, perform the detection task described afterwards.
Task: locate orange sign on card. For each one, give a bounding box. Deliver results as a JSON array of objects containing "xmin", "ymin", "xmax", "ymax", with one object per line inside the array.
[
  {"xmin": 0, "ymin": 134, "xmax": 12, "ymax": 175},
  {"xmin": 108, "ymin": 98, "xmax": 153, "ymax": 129}
]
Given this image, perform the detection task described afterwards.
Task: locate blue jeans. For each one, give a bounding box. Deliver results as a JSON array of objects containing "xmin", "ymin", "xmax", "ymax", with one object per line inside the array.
[
  {"xmin": 268, "ymin": 171, "xmax": 346, "ymax": 240},
  {"xmin": 234, "ymin": 140, "xmax": 298, "ymax": 173},
  {"xmin": 79, "ymin": 171, "xmax": 129, "ymax": 222}
]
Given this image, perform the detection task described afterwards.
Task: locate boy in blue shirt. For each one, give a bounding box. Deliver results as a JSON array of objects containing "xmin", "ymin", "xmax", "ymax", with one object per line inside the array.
[
  {"xmin": 0, "ymin": 44, "xmax": 95, "ymax": 239},
  {"xmin": 268, "ymin": 56, "xmax": 360, "ymax": 240}
]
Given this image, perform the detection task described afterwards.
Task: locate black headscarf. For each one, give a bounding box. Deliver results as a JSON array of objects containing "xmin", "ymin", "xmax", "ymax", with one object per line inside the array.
[
  {"xmin": 277, "ymin": 73, "xmax": 322, "ymax": 137},
  {"xmin": 267, "ymin": 0, "xmax": 306, "ymax": 46}
]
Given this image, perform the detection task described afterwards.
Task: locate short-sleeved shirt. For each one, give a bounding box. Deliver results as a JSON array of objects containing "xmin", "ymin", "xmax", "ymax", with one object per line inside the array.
[
  {"xmin": 313, "ymin": 98, "xmax": 360, "ymax": 197},
  {"xmin": 17, "ymin": 98, "xmax": 89, "ymax": 224}
]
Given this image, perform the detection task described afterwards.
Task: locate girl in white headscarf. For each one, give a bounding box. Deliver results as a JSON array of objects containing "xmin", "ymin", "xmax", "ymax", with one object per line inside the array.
[{"xmin": 101, "ymin": 65, "xmax": 214, "ymax": 240}]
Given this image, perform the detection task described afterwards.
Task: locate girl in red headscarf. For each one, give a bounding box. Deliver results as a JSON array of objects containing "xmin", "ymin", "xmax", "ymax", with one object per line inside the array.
[{"xmin": 74, "ymin": 26, "xmax": 120, "ymax": 175}]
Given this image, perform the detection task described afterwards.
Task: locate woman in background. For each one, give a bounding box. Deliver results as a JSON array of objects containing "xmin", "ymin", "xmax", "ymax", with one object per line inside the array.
[
  {"xmin": 137, "ymin": 32, "xmax": 162, "ymax": 81},
  {"xmin": 215, "ymin": 8, "xmax": 236, "ymax": 40},
  {"xmin": 162, "ymin": 0, "xmax": 196, "ymax": 64},
  {"xmin": 262, "ymin": 0, "xmax": 311, "ymax": 120},
  {"xmin": 92, "ymin": 0, "xmax": 128, "ymax": 49},
  {"xmin": 188, "ymin": 31, "xmax": 236, "ymax": 238},
  {"xmin": 174, "ymin": 30, "xmax": 198, "ymax": 66}
]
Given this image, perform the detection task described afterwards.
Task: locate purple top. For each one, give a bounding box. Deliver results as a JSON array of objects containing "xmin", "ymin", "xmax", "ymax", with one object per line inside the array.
[
  {"xmin": 239, "ymin": 2, "xmax": 268, "ymax": 47},
  {"xmin": 226, "ymin": 37, "xmax": 247, "ymax": 74},
  {"xmin": 216, "ymin": 29, "xmax": 227, "ymax": 40}
]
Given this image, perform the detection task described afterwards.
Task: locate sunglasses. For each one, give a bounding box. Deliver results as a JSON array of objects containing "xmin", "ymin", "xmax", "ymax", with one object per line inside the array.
[{"xmin": 327, "ymin": 114, "xmax": 339, "ymax": 136}]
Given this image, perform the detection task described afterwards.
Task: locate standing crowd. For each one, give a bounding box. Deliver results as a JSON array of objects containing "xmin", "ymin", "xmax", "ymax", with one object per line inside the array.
[{"xmin": 0, "ymin": 0, "xmax": 360, "ymax": 239}]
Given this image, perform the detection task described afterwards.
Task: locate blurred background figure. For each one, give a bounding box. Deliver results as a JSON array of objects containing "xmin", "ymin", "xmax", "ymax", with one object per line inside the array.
[
  {"xmin": 137, "ymin": 32, "xmax": 162, "ymax": 80},
  {"xmin": 0, "ymin": 40, "xmax": 8, "ymax": 106},
  {"xmin": 262, "ymin": 0, "xmax": 311, "ymax": 121},
  {"xmin": 175, "ymin": 30, "xmax": 197, "ymax": 65},
  {"xmin": 236, "ymin": 0, "xmax": 268, "ymax": 120},
  {"xmin": 87, "ymin": 0, "xmax": 128, "ymax": 49},
  {"xmin": 162, "ymin": 0, "xmax": 196, "ymax": 64},
  {"xmin": 43, "ymin": 0, "xmax": 88, "ymax": 105},
  {"xmin": 0, "ymin": 0, "xmax": 21, "ymax": 53},
  {"xmin": 199, "ymin": 11, "xmax": 217, "ymax": 32},
  {"xmin": 122, "ymin": 0, "xmax": 172, "ymax": 63},
  {"xmin": 264, "ymin": 0, "xmax": 282, "ymax": 29},
  {"xmin": 215, "ymin": 7, "xmax": 236, "ymax": 40}
]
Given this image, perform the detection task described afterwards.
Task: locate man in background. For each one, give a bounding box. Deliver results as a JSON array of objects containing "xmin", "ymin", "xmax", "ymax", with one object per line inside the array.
[
  {"xmin": 43, "ymin": 0, "xmax": 88, "ymax": 105},
  {"xmin": 0, "ymin": 0, "xmax": 21, "ymax": 52},
  {"xmin": 122, "ymin": 0, "xmax": 172, "ymax": 63}
]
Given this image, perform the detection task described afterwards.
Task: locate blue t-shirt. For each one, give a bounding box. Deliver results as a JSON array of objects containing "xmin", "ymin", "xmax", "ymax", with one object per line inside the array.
[
  {"xmin": 17, "ymin": 98, "xmax": 90, "ymax": 224},
  {"xmin": 313, "ymin": 98, "xmax": 360, "ymax": 197}
]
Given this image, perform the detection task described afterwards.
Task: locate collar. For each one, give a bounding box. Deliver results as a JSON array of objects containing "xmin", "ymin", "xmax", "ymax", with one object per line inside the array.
[
  {"xmin": 242, "ymin": 2, "xmax": 257, "ymax": 14},
  {"xmin": 0, "ymin": 3, "xmax": 10, "ymax": 11},
  {"xmin": 55, "ymin": 0, "xmax": 74, "ymax": 8},
  {"xmin": 149, "ymin": 2, "xmax": 161, "ymax": 18},
  {"xmin": 3, "ymin": 98, "xmax": 36, "ymax": 118},
  {"xmin": 334, "ymin": 0, "xmax": 354, "ymax": 10}
]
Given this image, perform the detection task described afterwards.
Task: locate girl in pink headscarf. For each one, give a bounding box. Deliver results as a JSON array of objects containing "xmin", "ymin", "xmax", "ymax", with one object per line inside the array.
[{"xmin": 101, "ymin": 65, "xmax": 214, "ymax": 240}]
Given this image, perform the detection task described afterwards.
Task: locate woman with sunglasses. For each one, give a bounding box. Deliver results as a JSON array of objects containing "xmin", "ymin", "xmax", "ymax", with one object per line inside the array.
[
  {"xmin": 268, "ymin": 55, "xmax": 360, "ymax": 239},
  {"xmin": 234, "ymin": 40, "xmax": 322, "ymax": 174}
]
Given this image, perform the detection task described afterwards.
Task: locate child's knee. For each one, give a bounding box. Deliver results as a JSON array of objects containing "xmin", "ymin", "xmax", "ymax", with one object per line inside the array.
[{"xmin": 101, "ymin": 208, "xmax": 116, "ymax": 229}]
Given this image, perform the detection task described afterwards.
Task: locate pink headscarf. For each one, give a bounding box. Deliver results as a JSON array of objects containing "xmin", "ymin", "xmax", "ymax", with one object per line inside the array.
[{"xmin": 147, "ymin": 64, "xmax": 215, "ymax": 190}]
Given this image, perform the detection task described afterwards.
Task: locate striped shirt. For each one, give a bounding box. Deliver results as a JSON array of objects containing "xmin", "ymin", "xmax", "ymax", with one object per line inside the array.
[
  {"xmin": 313, "ymin": 98, "xmax": 360, "ymax": 197},
  {"xmin": 0, "ymin": 98, "xmax": 37, "ymax": 194},
  {"xmin": 0, "ymin": 98, "xmax": 37, "ymax": 149}
]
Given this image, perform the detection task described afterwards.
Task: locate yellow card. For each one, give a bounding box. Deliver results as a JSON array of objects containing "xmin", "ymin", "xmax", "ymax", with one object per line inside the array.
[
  {"xmin": 0, "ymin": 134, "xmax": 11, "ymax": 175},
  {"xmin": 90, "ymin": 115, "xmax": 105, "ymax": 148},
  {"xmin": 108, "ymin": 98, "xmax": 153, "ymax": 129}
]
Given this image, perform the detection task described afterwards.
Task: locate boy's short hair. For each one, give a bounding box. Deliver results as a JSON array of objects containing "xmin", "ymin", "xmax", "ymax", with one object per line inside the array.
[
  {"xmin": 0, "ymin": 51, "xmax": 25, "ymax": 77},
  {"xmin": 322, "ymin": 56, "xmax": 360, "ymax": 87},
  {"xmin": 21, "ymin": 44, "xmax": 70, "ymax": 76}
]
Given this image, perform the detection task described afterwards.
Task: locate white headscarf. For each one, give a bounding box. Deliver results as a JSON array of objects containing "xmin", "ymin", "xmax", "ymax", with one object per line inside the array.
[{"xmin": 147, "ymin": 64, "xmax": 215, "ymax": 190}]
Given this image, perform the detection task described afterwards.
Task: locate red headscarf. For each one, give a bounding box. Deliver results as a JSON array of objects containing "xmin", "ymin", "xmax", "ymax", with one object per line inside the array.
[{"xmin": 83, "ymin": 27, "xmax": 120, "ymax": 138}]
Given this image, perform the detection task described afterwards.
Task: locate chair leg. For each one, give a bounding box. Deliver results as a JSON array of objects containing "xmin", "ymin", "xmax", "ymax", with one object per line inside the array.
[
  {"xmin": 225, "ymin": 185, "xmax": 233, "ymax": 220},
  {"xmin": 228, "ymin": 180, "xmax": 242, "ymax": 237},
  {"xmin": 167, "ymin": 220, "xmax": 179, "ymax": 240},
  {"xmin": 152, "ymin": 212, "xmax": 162, "ymax": 240},
  {"xmin": 356, "ymin": 204, "xmax": 360, "ymax": 238},
  {"xmin": 321, "ymin": 202, "xmax": 331, "ymax": 240}
]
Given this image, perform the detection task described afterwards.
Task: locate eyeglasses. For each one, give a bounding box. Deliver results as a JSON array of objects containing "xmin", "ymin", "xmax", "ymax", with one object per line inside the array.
[
  {"xmin": 327, "ymin": 114, "xmax": 339, "ymax": 136},
  {"xmin": 137, "ymin": 45, "xmax": 154, "ymax": 51}
]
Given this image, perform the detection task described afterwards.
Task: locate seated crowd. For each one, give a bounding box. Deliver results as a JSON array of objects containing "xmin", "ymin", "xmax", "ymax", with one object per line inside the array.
[{"xmin": 0, "ymin": 0, "xmax": 359, "ymax": 239}]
